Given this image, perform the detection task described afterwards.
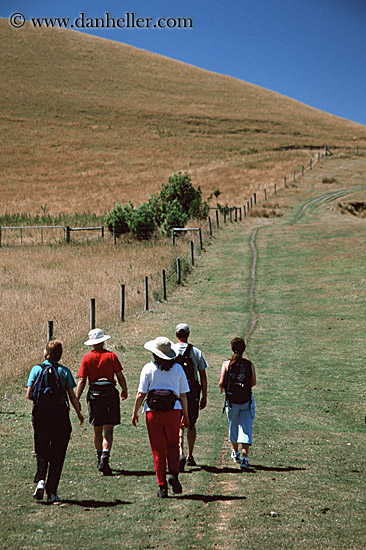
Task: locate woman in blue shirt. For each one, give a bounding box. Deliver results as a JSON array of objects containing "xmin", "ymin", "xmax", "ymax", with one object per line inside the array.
[{"xmin": 26, "ymin": 340, "xmax": 83, "ymax": 504}]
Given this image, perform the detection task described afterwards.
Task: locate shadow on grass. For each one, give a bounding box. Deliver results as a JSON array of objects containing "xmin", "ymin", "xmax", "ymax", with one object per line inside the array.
[
  {"xmin": 111, "ymin": 469, "xmax": 155, "ymax": 477},
  {"xmin": 58, "ymin": 499, "xmax": 131, "ymax": 508},
  {"xmin": 199, "ymin": 464, "xmax": 305, "ymax": 474},
  {"xmin": 176, "ymin": 494, "xmax": 247, "ymax": 503}
]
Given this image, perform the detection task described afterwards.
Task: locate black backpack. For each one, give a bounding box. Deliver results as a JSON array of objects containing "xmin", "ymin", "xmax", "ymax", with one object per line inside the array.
[
  {"xmin": 225, "ymin": 358, "xmax": 252, "ymax": 406},
  {"xmin": 175, "ymin": 344, "xmax": 201, "ymax": 395},
  {"xmin": 30, "ymin": 362, "xmax": 65, "ymax": 407}
]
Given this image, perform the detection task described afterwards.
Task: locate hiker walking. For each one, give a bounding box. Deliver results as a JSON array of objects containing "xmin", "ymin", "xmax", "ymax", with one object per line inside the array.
[
  {"xmin": 219, "ymin": 337, "xmax": 256, "ymax": 470},
  {"xmin": 132, "ymin": 337, "xmax": 189, "ymax": 498},
  {"xmin": 76, "ymin": 328, "xmax": 128, "ymax": 475},
  {"xmin": 26, "ymin": 340, "xmax": 84, "ymax": 504},
  {"xmin": 172, "ymin": 323, "xmax": 208, "ymax": 471}
]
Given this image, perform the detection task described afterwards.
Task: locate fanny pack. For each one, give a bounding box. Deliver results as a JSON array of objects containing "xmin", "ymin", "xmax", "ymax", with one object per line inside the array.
[
  {"xmin": 146, "ymin": 389, "xmax": 178, "ymax": 411},
  {"xmin": 88, "ymin": 380, "xmax": 116, "ymax": 400}
]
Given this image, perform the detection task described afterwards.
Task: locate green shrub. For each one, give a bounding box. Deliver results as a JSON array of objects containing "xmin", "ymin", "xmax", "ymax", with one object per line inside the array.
[
  {"xmin": 129, "ymin": 203, "xmax": 157, "ymax": 240},
  {"xmin": 162, "ymin": 199, "xmax": 189, "ymax": 235},
  {"xmin": 104, "ymin": 202, "xmax": 134, "ymax": 236}
]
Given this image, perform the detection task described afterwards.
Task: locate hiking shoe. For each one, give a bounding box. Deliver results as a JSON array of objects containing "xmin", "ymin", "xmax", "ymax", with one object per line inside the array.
[
  {"xmin": 231, "ymin": 450, "xmax": 241, "ymax": 464},
  {"xmin": 102, "ymin": 462, "xmax": 113, "ymax": 476},
  {"xmin": 99, "ymin": 452, "xmax": 113, "ymax": 476},
  {"xmin": 240, "ymin": 457, "xmax": 249, "ymax": 471},
  {"xmin": 33, "ymin": 480, "xmax": 45, "ymax": 501},
  {"xmin": 168, "ymin": 474, "xmax": 183, "ymax": 495},
  {"xmin": 46, "ymin": 494, "xmax": 61, "ymax": 504},
  {"xmin": 179, "ymin": 454, "xmax": 186, "ymax": 473},
  {"xmin": 157, "ymin": 484, "xmax": 168, "ymax": 498},
  {"xmin": 186, "ymin": 456, "xmax": 197, "ymax": 467}
]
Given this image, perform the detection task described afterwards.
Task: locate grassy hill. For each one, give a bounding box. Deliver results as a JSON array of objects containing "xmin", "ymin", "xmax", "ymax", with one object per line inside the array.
[{"xmin": 1, "ymin": 18, "xmax": 365, "ymax": 216}]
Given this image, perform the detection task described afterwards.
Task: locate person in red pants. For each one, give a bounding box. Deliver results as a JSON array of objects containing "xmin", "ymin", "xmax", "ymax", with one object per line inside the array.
[{"xmin": 132, "ymin": 337, "xmax": 189, "ymax": 498}]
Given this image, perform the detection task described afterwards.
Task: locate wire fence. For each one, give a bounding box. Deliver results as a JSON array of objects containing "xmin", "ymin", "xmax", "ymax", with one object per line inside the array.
[{"xmin": 1, "ymin": 145, "xmax": 361, "ymax": 379}]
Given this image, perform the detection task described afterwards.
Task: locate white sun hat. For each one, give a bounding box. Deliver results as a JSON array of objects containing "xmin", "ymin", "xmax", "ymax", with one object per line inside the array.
[
  {"xmin": 84, "ymin": 328, "xmax": 111, "ymax": 346},
  {"xmin": 144, "ymin": 336, "xmax": 177, "ymax": 360}
]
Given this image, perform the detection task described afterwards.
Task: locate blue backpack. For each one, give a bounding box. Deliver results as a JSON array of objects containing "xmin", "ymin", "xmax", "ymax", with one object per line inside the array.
[{"xmin": 30, "ymin": 362, "xmax": 65, "ymax": 407}]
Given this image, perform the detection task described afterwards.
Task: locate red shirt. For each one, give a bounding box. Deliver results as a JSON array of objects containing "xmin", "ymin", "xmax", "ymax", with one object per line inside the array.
[{"xmin": 78, "ymin": 349, "xmax": 123, "ymax": 384}]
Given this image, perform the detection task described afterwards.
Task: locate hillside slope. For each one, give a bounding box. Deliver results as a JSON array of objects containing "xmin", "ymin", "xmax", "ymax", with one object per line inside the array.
[{"xmin": 1, "ymin": 19, "xmax": 365, "ymax": 214}]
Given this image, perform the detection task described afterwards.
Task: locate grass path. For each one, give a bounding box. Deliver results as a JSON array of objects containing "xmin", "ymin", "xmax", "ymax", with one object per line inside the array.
[{"xmin": 1, "ymin": 157, "xmax": 365, "ymax": 549}]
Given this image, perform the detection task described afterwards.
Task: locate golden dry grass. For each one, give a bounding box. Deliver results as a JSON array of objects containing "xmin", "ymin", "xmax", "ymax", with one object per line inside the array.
[{"xmin": 1, "ymin": 19, "xmax": 366, "ymax": 216}]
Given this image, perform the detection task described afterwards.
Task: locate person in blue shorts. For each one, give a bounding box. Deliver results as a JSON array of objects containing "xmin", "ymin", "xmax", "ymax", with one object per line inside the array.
[{"xmin": 219, "ymin": 337, "xmax": 256, "ymax": 471}]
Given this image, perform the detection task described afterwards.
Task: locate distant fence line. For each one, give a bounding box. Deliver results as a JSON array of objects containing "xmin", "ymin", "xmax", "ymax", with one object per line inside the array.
[
  {"xmin": 1, "ymin": 144, "xmax": 359, "ymax": 248},
  {"xmin": 0, "ymin": 145, "xmax": 359, "ymax": 377}
]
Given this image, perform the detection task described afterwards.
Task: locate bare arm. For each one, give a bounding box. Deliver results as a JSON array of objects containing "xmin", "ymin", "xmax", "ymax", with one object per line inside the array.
[
  {"xmin": 219, "ymin": 361, "xmax": 229, "ymax": 393},
  {"xmin": 67, "ymin": 388, "xmax": 84, "ymax": 425},
  {"xmin": 75, "ymin": 377, "xmax": 87, "ymax": 400},
  {"xmin": 199, "ymin": 369, "xmax": 208, "ymax": 409},
  {"xmin": 116, "ymin": 371, "xmax": 128, "ymax": 400},
  {"xmin": 26, "ymin": 386, "xmax": 32, "ymax": 400},
  {"xmin": 179, "ymin": 393, "xmax": 190, "ymax": 428},
  {"xmin": 132, "ymin": 392, "xmax": 146, "ymax": 426}
]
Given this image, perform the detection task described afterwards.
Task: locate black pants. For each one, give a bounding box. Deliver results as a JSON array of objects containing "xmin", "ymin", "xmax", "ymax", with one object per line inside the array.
[{"xmin": 32, "ymin": 404, "xmax": 72, "ymax": 496}]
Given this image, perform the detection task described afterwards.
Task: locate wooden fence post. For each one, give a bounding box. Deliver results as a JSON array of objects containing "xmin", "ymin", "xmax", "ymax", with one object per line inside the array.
[
  {"xmin": 177, "ymin": 258, "xmax": 181, "ymax": 285},
  {"xmin": 264, "ymin": 189, "xmax": 267, "ymax": 201},
  {"xmin": 144, "ymin": 276, "xmax": 149, "ymax": 311},
  {"xmin": 223, "ymin": 209, "xmax": 227, "ymax": 224},
  {"xmin": 301, "ymin": 165, "xmax": 304, "ymax": 176},
  {"xmin": 172, "ymin": 230, "xmax": 176, "ymax": 246},
  {"xmin": 293, "ymin": 171, "xmax": 296, "ymax": 183},
  {"xmin": 90, "ymin": 298, "xmax": 96, "ymax": 330},
  {"xmin": 215, "ymin": 209, "xmax": 219, "ymax": 228},
  {"xmin": 274, "ymin": 183, "xmax": 277, "ymax": 195},
  {"xmin": 208, "ymin": 216, "xmax": 212, "ymax": 236},
  {"xmin": 66, "ymin": 226, "xmax": 71, "ymax": 243},
  {"xmin": 229, "ymin": 208, "xmax": 233, "ymax": 223},
  {"xmin": 199, "ymin": 228, "xmax": 203, "ymax": 249},
  {"xmin": 243, "ymin": 204, "xmax": 246, "ymax": 218},
  {"xmin": 47, "ymin": 320, "xmax": 53, "ymax": 342},
  {"xmin": 239, "ymin": 207, "xmax": 242, "ymax": 221},
  {"xmin": 284, "ymin": 177, "xmax": 287, "ymax": 188},
  {"xmin": 310, "ymin": 158, "xmax": 312, "ymax": 170},
  {"xmin": 254, "ymin": 193, "xmax": 257, "ymax": 205},
  {"xmin": 120, "ymin": 284, "xmax": 125, "ymax": 322},
  {"xmin": 190, "ymin": 241, "xmax": 194, "ymax": 266},
  {"xmin": 162, "ymin": 270, "xmax": 167, "ymax": 301}
]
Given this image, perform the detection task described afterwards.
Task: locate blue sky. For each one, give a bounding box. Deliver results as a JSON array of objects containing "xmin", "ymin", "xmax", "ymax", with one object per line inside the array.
[{"xmin": 2, "ymin": 0, "xmax": 366, "ymax": 125}]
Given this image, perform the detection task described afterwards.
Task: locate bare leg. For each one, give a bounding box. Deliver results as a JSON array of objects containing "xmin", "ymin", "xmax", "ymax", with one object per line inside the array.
[
  {"xmin": 102, "ymin": 424, "xmax": 114, "ymax": 451},
  {"xmin": 242, "ymin": 443, "xmax": 250, "ymax": 458}
]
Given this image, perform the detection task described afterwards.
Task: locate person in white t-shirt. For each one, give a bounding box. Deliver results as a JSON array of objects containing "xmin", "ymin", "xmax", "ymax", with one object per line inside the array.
[
  {"xmin": 132, "ymin": 337, "xmax": 189, "ymax": 498},
  {"xmin": 172, "ymin": 323, "xmax": 208, "ymax": 471}
]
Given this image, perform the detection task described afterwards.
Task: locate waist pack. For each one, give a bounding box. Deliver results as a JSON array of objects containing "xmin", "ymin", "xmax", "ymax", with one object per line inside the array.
[
  {"xmin": 146, "ymin": 389, "xmax": 178, "ymax": 411},
  {"xmin": 88, "ymin": 380, "xmax": 116, "ymax": 400}
]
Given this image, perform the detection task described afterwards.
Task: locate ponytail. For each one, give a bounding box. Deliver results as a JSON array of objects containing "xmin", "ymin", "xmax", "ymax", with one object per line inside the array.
[{"xmin": 228, "ymin": 337, "xmax": 246, "ymax": 369}]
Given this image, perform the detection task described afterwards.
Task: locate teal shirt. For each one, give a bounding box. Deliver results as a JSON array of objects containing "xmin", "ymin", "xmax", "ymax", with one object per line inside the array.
[{"xmin": 27, "ymin": 360, "xmax": 76, "ymax": 405}]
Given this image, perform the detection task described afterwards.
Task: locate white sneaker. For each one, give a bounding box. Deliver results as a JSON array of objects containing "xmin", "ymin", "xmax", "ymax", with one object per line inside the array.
[
  {"xmin": 231, "ymin": 450, "xmax": 241, "ymax": 464},
  {"xmin": 33, "ymin": 480, "xmax": 45, "ymax": 500},
  {"xmin": 47, "ymin": 494, "xmax": 61, "ymax": 504}
]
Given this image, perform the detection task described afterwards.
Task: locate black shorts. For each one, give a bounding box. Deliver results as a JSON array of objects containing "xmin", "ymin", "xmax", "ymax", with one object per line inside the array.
[
  {"xmin": 87, "ymin": 382, "xmax": 120, "ymax": 427},
  {"xmin": 187, "ymin": 391, "xmax": 200, "ymax": 429}
]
